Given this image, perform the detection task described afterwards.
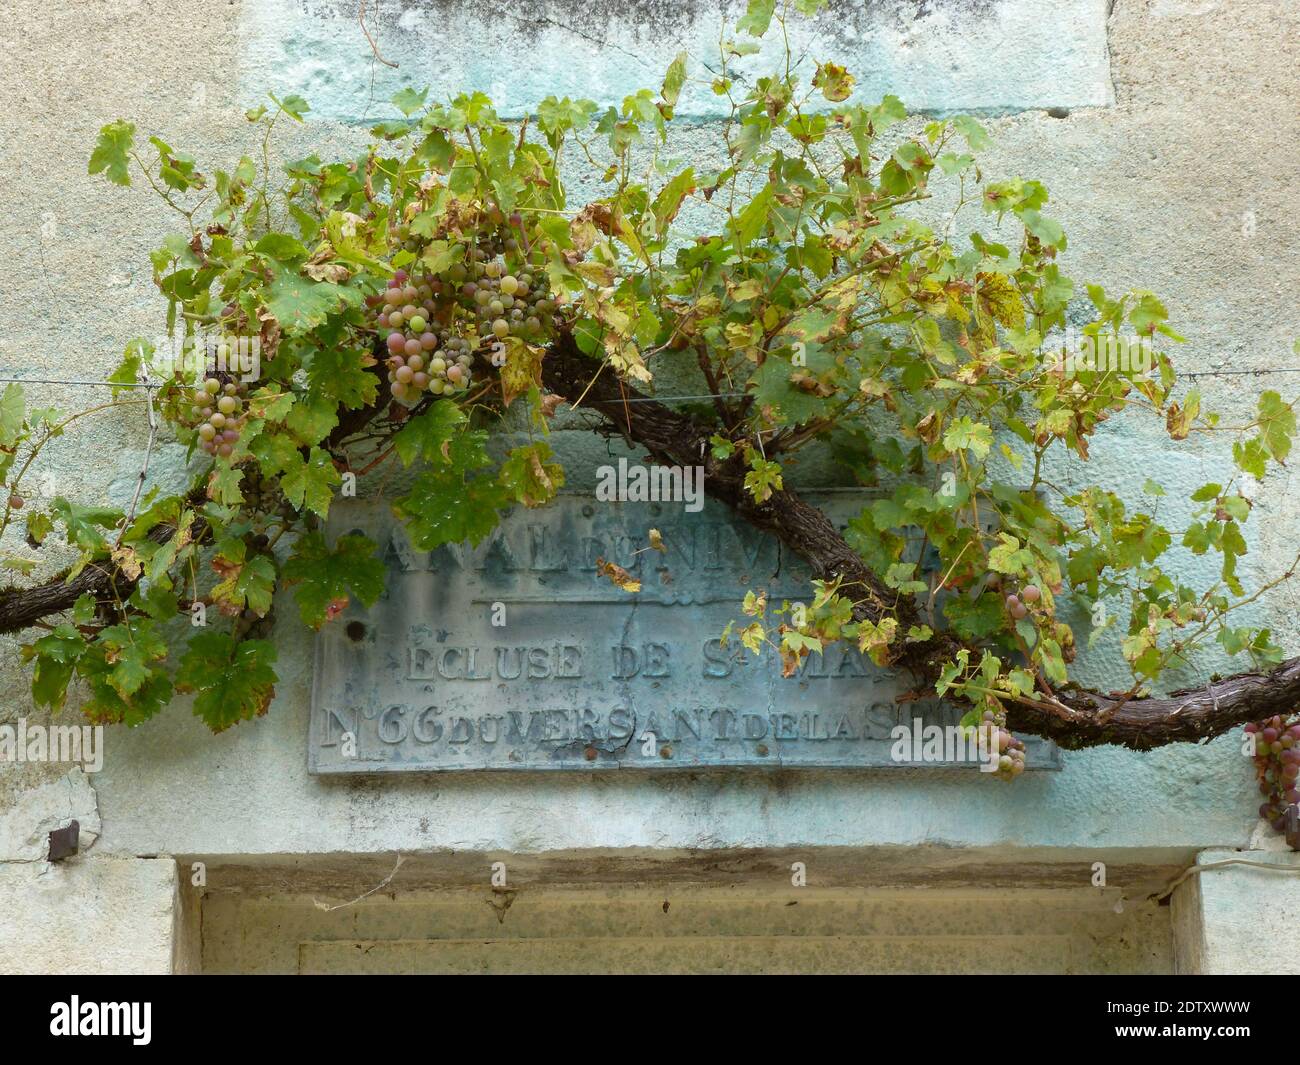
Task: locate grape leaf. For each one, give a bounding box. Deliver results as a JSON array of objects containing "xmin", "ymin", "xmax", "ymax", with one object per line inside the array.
[
  {"xmin": 652, "ymin": 167, "xmax": 695, "ymax": 235},
  {"xmin": 392, "ymin": 86, "xmax": 429, "ymax": 116},
  {"xmin": 395, "ymin": 468, "xmax": 504, "ymax": 551},
  {"xmin": 96, "ymin": 620, "xmax": 168, "ymax": 699},
  {"xmin": 255, "ymin": 233, "xmax": 310, "ymax": 262},
  {"xmin": 285, "ymin": 394, "xmax": 339, "ymax": 445},
  {"xmin": 265, "ymin": 266, "xmax": 358, "ymax": 336},
  {"xmin": 306, "ymin": 345, "xmax": 379, "ymax": 410},
  {"xmin": 416, "ymin": 129, "xmax": 455, "ymax": 171},
  {"xmin": 176, "ymin": 632, "xmax": 278, "ymax": 732},
  {"xmin": 392, "ymin": 400, "xmax": 468, "ymax": 467},
  {"xmin": 109, "ymin": 340, "xmax": 150, "ymax": 396},
  {"xmin": 281, "ymin": 446, "xmax": 341, "ymax": 518},
  {"xmin": 499, "ymin": 338, "xmax": 544, "ymax": 407},
  {"xmin": 748, "ymin": 348, "xmax": 832, "ymax": 425},
  {"xmin": 1256, "ymin": 390, "xmax": 1295, "ymax": 463},
  {"xmin": 210, "ymin": 551, "xmax": 277, "ymax": 618},
  {"xmin": 282, "ymin": 532, "xmax": 386, "ymax": 628},
  {"xmin": 1233, "ymin": 438, "xmax": 1269, "ymax": 479},
  {"xmin": 943, "ymin": 417, "xmax": 994, "ymax": 460},
  {"xmin": 271, "ymin": 93, "xmax": 310, "ymax": 121},
  {"xmin": 813, "ymin": 61, "xmax": 854, "ymax": 103},
  {"xmin": 206, "ymin": 464, "xmax": 244, "ymax": 506},
  {"xmin": 737, "ymin": 0, "xmax": 776, "ymax": 36},
  {"xmin": 743, "ymin": 454, "xmax": 783, "ymax": 503},
  {"xmin": 249, "ymin": 431, "xmax": 301, "ymax": 478},
  {"xmin": 51, "ymin": 497, "xmax": 123, "ymax": 552},
  {"xmin": 944, "ymin": 592, "xmax": 1006, "ymax": 640},
  {"xmin": 729, "ymin": 184, "xmax": 773, "ymax": 252},
  {"xmin": 25, "ymin": 510, "xmax": 53, "ymax": 546},
  {"xmin": 1021, "ymin": 209, "xmax": 1066, "ymax": 250},
  {"xmin": 661, "ymin": 52, "xmax": 688, "ymax": 109},
  {"xmin": 498, "ymin": 442, "xmax": 565, "ymax": 508},
  {"xmin": 988, "ymin": 534, "xmax": 1032, "ymax": 575},
  {"xmin": 79, "ymin": 645, "xmax": 174, "ymax": 726},
  {"xmin": 951, "ymin": 115, "xmax": 992, "ymax": 152},
  {"xmin": 89, "ymin": 120, "xmax": 136, "ymax": 186},
  {"xmin": 0, "ymin": 383, "xmax": 25, "ymax": 447},
  {"xmin": 24, "ymin": 624, "xmax": 87, "ymax": 710}
]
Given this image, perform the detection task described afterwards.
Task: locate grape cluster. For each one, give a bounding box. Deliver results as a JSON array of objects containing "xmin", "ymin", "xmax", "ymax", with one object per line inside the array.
[
  {"xmin": 242, "ymin": 473, "xmax": 276, "ymax": 532},
  {"xmin": 183, "ymin": 374, "xmax": 249, "ymax": 457},
  {"xmin": 979, "ymin": 708, "xmax": 1027, "ymax": 779},
  {"xmin": 1246, "ymin": 714, "xmax": 1300, "ymax": 836},
  {"xmin": 460, "ymin": 255, "xmax": 557, "ymax": 346},
  {"xmin": 369, "ymin": 270, "xmax": 470, "ymax": 403},
  {"xmin": 1005, "ymin": 582, "xmax": 1041, "ymax": 620},
  {"xmin": 367, "ymin": 215, "xmax": 563, "ymax": 405}
]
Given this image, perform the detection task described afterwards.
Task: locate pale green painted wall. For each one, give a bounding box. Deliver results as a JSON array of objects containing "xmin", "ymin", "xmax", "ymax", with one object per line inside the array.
[{"xmin": 1, "ymin": 1, "xmax": 1298, "ymax": 887}]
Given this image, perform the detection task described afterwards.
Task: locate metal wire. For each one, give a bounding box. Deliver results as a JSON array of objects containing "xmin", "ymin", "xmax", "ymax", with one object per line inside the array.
[
  {"xmin": 0, "ymin": 373, "xmax": 750, "ymax": 403},
  {"xmin": 0, "ymin": 376, "xmax": 162, "ymax": 389},
  {"xmin": 1180, "ymin": 367, "xmax": 1300, "ymax": 380},
  {"xmin": 0, "ymin": 369, "xmax": 1296, "ymax": 391}
]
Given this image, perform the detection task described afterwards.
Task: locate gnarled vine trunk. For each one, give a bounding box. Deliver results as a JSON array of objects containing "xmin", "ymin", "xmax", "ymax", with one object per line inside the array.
[
  {"xmin": 540, "ymin": 332, "xmax": 1300, "ymax": 751},
  {"xmin": 0, "ymin": 334, "xmax": 1294, "ymax": 750}
]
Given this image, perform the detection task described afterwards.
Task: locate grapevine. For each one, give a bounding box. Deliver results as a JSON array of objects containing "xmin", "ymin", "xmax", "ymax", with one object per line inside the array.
[
  {"xmin": 1246, "ymin": 715, "xmax": 1300, "ymax": 845},
  {"xmin": 0, "ymin": 0, "xmax": 1290, "ymax": 850}
]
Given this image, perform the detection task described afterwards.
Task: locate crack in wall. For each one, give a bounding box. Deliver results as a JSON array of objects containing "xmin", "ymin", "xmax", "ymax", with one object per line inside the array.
[{"xmin": 0, "ymin": 768, "xmax": 100, "ymax": 867}]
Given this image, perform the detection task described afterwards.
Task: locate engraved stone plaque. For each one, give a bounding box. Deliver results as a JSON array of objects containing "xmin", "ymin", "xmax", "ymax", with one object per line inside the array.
[{"xmin": 309, "ymin": 493, "xmax": 1061, "ymax": 773}]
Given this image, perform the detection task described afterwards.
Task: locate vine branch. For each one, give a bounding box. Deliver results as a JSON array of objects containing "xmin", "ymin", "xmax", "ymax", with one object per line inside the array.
[{"xmin": 540, "ymin": 330, "xmax": 1300, "ymax": 752}]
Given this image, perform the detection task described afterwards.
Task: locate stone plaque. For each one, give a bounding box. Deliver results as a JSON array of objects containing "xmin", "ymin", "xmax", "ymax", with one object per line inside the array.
[{"xmin": 309, "ymin": 493, "xmax": 1060, "ymax": 773}]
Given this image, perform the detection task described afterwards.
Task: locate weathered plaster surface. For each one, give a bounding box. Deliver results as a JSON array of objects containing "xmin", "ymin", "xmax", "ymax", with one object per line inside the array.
[
  {"xmin": 0, "ymin": 857, "xmax": 181, "ymax": 974},
  {"xmin": 0, "ymin": 1, "xmax": 1297, "ymax": 897},
  {"xmin": 237, "ymin": 0, "xmax": 1114, "ymax": 121},
  {"xmin": 1171, "ymin": 846, "xmax": 1300, "ymax": 974},
  {"xmin": 0, "ymin": 768, "xmax": 100, "ymax": 863}
]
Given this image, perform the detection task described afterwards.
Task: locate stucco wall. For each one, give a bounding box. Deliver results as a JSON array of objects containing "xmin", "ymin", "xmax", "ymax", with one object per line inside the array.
[
  {"xmin": 1172, "ymin": 846, "xmax": 1300, "ymax": 975},
  {"xmin": 1, "ymin": 1, "xmax": 1299, "ymax": 935},
  {"xmin": 0, "ymin": 857, "xmax": 182, "ymax": 975}
]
